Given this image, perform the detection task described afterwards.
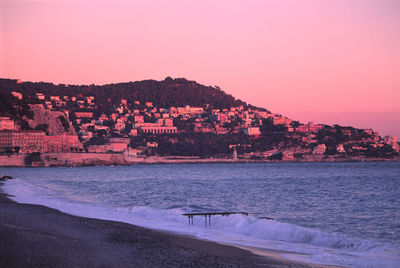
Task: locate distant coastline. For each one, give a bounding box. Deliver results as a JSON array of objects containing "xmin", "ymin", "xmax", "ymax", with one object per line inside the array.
[
  {"xmin": 0, "ymin": 152, "xmax": 399, "ymax": 167},
  {"xmin": 1, "ymin": 78, "xmax": 399, "ymax": 165}
]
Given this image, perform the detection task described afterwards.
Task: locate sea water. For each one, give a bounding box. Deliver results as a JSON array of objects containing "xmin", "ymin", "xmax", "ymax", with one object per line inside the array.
[{"xmin": 2, "ymin": 162, "xmax": 400, "ymax": 267}]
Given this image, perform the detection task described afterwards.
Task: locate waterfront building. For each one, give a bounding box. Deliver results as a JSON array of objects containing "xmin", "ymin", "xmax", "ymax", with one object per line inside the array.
[
  {"xmin": 45, "ymin": 134, "xmax": 83, "ymax": 153},
  {"xmin": 0, "ymin": 130, "xmax": 46, "ymax": 153},
  {"xmin": 123, "ymin": 147, "xmax": 140, "ymax": 160},
  {"xmin": 0, "ymin": 117, "xmax": 15, "ymax": 130},
  {"xmin": 87, "ymin": 138, "xmax": 130, "ymax": 153},
  {"xmin": 0, "ymin": 130, "xmax": 83, "ymax": 154}
]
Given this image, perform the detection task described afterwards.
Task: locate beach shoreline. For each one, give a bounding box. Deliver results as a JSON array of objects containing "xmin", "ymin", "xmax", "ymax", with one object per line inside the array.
[{"xmin": 0, "ymin": 183, "xmax": 327, "ymax": 268}]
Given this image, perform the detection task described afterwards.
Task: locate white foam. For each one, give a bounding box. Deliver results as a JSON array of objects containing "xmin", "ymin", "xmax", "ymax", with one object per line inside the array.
[{"xmin": 3, "ymin": 178, "xmax": 400, "ymax": 268}]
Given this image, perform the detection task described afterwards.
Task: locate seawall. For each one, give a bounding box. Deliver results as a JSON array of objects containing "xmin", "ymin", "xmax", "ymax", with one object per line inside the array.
[
  {"xmin": 0, "ymin": 153, "xmax": 399, "ymax": 167},
  {"xmin": 0, "ymin": 153, "xmax": 128, "ymax": 167}
]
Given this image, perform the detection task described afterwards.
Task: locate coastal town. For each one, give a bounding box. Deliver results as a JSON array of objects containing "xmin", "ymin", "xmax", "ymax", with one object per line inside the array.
[{"xmin": 0, "ymin": 78, "xmax": 399, "ymax": 166}]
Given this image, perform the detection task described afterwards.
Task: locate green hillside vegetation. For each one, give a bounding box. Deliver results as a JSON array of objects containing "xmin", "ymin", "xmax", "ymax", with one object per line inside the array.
[
  {"xmin": 0, "ymin": 77, "xmax": 258, "ymax": 111},
  {"xmin": 0, "ymin": 77, "xmax": 398, "ymax": 160},
  {"xmin": 0, "ymin": 88, "xmax": 38, "ymax": 129}
]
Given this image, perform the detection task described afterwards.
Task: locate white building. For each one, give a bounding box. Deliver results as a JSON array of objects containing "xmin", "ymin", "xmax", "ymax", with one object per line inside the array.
[{"xmin": 243, "ymin": 127, "xmax": 261, "ymax": 136}]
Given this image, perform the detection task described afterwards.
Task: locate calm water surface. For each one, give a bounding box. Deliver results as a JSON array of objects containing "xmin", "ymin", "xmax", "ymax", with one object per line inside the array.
[{"xmin": 2, "ymin": 162, "xmax": 400, "ymax": 267}]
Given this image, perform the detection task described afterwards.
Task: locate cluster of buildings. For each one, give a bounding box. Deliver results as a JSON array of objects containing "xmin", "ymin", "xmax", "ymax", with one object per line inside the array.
[
  {"xmin": 1, "ymin": 91, "xmax": 85, "ymax": 154},
  {"xmin": 29, "ymin": 91, "xmax": 296, "ymax": 142},
  {"xmin": 2, "ymin": 90, "xmax": 399, "ymax": 159},
  {"xmin": 0, "ymin": 121, "xmax": 83, "ymax": 154},
  {"xmin": 4, "ymin": 91, "xmax": 298, "ymax": 154}
]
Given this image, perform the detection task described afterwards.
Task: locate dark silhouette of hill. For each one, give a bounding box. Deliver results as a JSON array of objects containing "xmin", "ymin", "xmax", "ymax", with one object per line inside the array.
[{"xmin": 0, "ymin": 77, "xmax": 263, "ymax": 111}]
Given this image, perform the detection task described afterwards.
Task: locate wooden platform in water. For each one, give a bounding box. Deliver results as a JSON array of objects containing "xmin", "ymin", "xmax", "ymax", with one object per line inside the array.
[
  {"xmin": 182, "ymin": 212, "xmax": 249, "ymax": 217},
  {"xmin": 182, "ymin": 212, "xmax": 273, "ymax": 226}
]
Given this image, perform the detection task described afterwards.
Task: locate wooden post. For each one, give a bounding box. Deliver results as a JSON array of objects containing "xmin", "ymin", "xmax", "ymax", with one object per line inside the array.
[{"xmin": 182, "ymin": 212, "xmax": 255, "ymax": 226}]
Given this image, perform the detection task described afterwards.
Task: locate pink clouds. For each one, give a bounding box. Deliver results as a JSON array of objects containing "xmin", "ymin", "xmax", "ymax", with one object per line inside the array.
[{"xmin": 1, "ymin": 0, "xmax": 400, "ymax": 136}]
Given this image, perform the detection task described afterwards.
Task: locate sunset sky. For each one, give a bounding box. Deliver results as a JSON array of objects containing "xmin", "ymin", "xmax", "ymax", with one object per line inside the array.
[{"xmin": 1, "ymin": 0, "xmax": 399, "ymax": 137}]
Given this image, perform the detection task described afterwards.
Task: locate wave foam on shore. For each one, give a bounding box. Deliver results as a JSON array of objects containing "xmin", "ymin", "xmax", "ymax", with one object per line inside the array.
[{"xmin": 3, "ymin": 178, "xmax": 400, "ymax": 267}]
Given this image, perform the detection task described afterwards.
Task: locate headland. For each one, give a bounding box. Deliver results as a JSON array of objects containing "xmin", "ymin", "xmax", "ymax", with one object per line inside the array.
[{"xmin": 0, "ymin": 77, "xmax": 399, "ymax": 167}]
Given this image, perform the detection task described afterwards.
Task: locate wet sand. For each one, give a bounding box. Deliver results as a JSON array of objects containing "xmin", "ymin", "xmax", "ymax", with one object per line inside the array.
[{"xmin": 0, "ymin": 185, "xmax": 320, "ymax": 268}]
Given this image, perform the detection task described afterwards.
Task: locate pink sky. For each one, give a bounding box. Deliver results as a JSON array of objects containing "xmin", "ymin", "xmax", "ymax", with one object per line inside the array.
[{"xmin": 1, "ymin": 0, "xmax": 400, "ymax": 137}]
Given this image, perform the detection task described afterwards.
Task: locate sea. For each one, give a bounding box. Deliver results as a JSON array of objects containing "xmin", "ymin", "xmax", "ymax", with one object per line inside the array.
[{"xmin": 2, "ymin": 162, "xmax": 400, "ymax": 267}]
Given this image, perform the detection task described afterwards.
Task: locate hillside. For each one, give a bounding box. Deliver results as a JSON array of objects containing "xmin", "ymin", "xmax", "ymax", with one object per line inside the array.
[
  {"xmin": 0, "ymin": 90, "xmax": 36, "ymax": 129},
  {"xmin": 0, "ymin": 77, "xmax": 256, "ymax": 112},
  {"xmin": 0, "ymin": 77, "xmax": 399, "ymax": 162},
  {"xmin": 27, "ymin": 105, "xmax": 76, "ymax": 136}
]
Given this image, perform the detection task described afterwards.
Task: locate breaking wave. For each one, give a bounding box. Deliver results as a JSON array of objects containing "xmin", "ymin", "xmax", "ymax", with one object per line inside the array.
[{"xmin": 3, "ymin": 178, "xmax": 400, "ymax": 267}]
